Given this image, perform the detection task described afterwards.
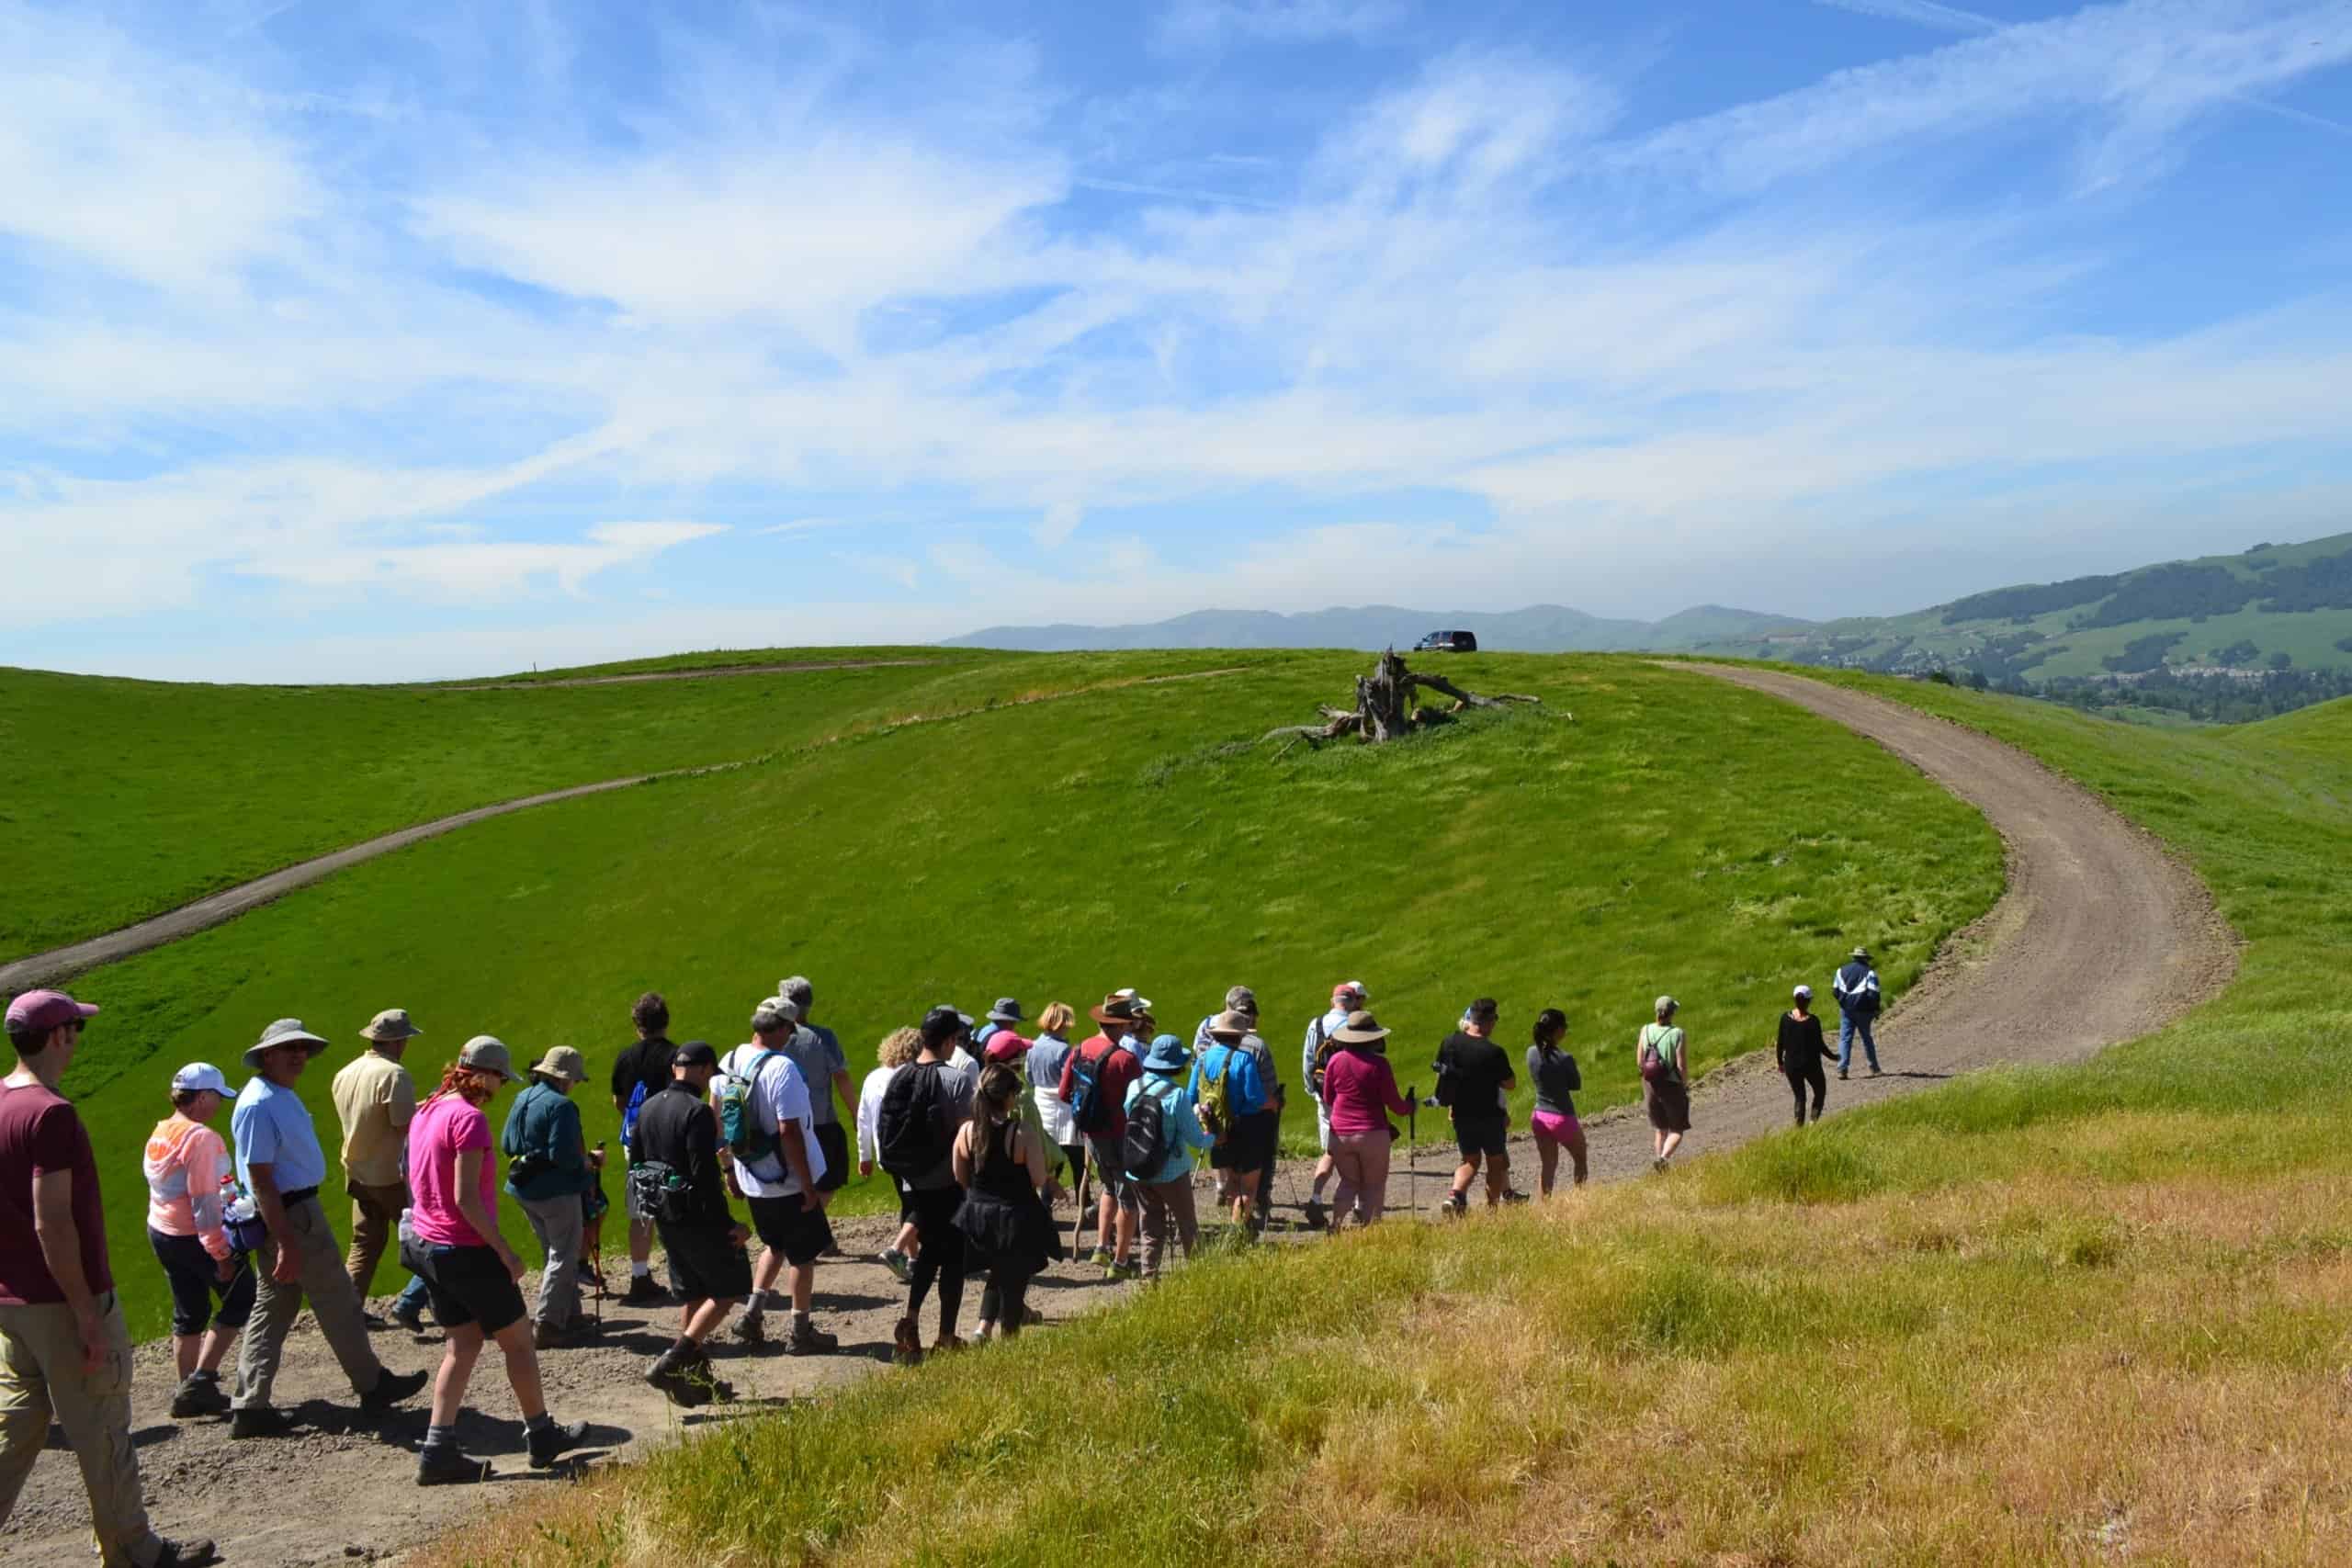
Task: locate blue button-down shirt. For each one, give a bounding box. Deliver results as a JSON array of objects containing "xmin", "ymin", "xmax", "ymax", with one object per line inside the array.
[{"xmin": 233, "ymin": 1077, "xmax": 328, "ymax": 1194}]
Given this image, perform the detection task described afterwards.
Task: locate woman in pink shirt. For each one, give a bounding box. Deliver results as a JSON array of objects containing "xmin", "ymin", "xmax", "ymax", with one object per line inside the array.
[
  {"xmin": 142, "ymin": 1062, "xmax": 254, "ymax": 1416},
  {"xmin": 1317, "ymin": 1011, "xmax": 1415, "ymax": 1228},
  {"xmin": 405, "ymin": 1037, "xmax": 583, "ymax": 1485}
]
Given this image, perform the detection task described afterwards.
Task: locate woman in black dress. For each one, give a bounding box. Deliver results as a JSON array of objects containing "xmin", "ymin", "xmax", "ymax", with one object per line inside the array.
[
  {"xmin": 953, "ymin": 1064, "xmax": 1061, "ymax": 1341},
  {"xmin": 1775, "ymin": 985, "xmax": 1836, "ymax": 1126}
]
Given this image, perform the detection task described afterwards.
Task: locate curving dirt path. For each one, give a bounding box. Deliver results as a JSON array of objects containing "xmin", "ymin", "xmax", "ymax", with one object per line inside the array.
[{"xmin": 0, "ymin": 667, "xmax": 2238, "ymax": 1568}]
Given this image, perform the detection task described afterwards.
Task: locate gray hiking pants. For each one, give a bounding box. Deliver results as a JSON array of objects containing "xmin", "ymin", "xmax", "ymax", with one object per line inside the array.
[
  {"xmin": 517, "ymin": 1192, "xmax": 584, "ymax": 1329},
  {"xmin": 235, "ymin": 1194, "xmax": 386, "ymax": 1410}
]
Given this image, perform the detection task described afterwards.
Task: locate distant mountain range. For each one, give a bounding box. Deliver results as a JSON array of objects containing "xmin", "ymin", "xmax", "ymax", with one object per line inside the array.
[
  {"xmin": 947, "ymin": 529, "xmax": 2352, "ymax": 683},
  {"xmin": 944, "ymin": 603, "xmax": 1805, "ymax": 654}
]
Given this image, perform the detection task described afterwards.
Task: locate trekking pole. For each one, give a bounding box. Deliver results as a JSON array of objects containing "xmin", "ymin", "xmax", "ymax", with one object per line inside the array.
[
  {"xmin": 1069, "ymin": 1162, "xmax": 1091, "ymax": 1258},
  {"xmin": 1407, "ymin": 1089, "xmax": 1419, "ymax": 1220}
]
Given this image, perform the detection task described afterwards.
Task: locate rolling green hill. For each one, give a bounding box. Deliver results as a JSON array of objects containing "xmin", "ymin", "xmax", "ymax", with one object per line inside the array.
[{"xmin": 23, "ymin": 650, "xmax": 2000, "ymax": 1337}]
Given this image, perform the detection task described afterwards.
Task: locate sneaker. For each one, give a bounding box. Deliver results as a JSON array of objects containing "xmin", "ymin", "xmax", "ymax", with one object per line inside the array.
[
  {"xmin": 1303, "ymin": 1197, "xmax": 1329, "ymax": 1231},
  {"xmin": 1443, "ymin": 1190, "xmax": 1468, "ymax": 1218},
  {"xmin": 1500, "ymin": 1189, "xmax": 1532, "ymax": 1206},
  {"xmin": 933, "ymin": 1334, "xmax": 966, "ymax": 1355},
  {"xmin": 644, "ymin": 1348, "xmax": 711, "ymax": 1408},
  {"xmin": 358, "ymin": 1310, "xmax": 389, "ymax": 1330},
  {"xmin": 415, "ymin": 1445, "xmax": 492, "ymax": 1487},
  {"xmin": 1652, "ymin": 1156, "xmax": 1671, "ymax": 1174},
  {"xmin": 228, "ymin": 1404, "xmax": 300, "ymax": 1440},
  {"xmin": 1838, "ymin": 1070, "xmax": 1849, "ymax": 1080},
  {"xmin": 1023, "ymin": 1305, "xmax": 1045, "ymax": 1326},
  {"xmin": 1087, "ymin": 1247, "xmax": 1114, "ymax": 1269},
  {"xmin": 622, "ymin": 1273, "xmax": 669, "ymax": 1306},
  {"xmin": 1868, "ymin": 1066, "xmax": 1883, "ymax": 1077},
  {"xmin": 877, "ymin": 1248, "xmax": 911, "ymax": 1285},
  {"xmin": 1107, "ymin": 1259, "xmax": 1142, "ymax": 1280},
  {"xmin": 153, "ymin": 1537, "xmax": 220, "ymax": 1568},
  {"xmin": 787, "ymin": 1318, "xmax": 839, "ymax": 1356},
  {"xmin": 360, "ymin": 1366, "xmax": 430, "ymax": 1414},
  {"xmin": 891, "ymin": 1315, "xmax": 924, "ymax": 1367},
  {"xmin": 730, "ymin": 1309, "xmax": 767, "ymax": 1347},
  {"xmin": 170, "ymin": 1374, "xmax": 229, "ymax": 1419},
  {"xmin": 391, "ymin": 1300, "xmax": 427, "ymax": 1334},
  {"xmin": 526, "ymin": 1419, "xmax": 590, "ymax": 1469}
]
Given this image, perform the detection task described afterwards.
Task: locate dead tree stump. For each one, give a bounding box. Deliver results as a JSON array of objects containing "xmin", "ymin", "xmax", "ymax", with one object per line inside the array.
[{"xmin": 1262, "ymin": 649, "xmax": 1544, "ymax": 756}]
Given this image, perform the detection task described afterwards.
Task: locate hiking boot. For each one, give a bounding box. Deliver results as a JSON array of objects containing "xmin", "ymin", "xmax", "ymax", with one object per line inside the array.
[
  {"xmin": 153, "ymin": 1537, "xmax": 220, "ymax": 1568},
  {"xmin": 534, "ymin": 1318, "xmax": 597, "ymax": 1351},
  {"xmin": 1443, "ymin": 1190, "xmax": 1468, "ymax": 1219},
  {"xmin": 621, "ymin": 1274, "xmax": 669, "ymax": 1306},
  {"xmin": 1500, "ymin": 1189, "xmax": 1532, "ymax": 1205},
  {"xmin": 730, "ymin": 1309, "xmax": 767, "ymax": 1347},
  {"xmin": 361, "ymin": 1366, "xmax": 431, "ymax": 1414},
  {"xmin": 933, "ymin": 1334, "xmax": 966, "ymax": 1355},
  {"xmin": 787, "ymin": 1318, "xmax": 839, "ymax": 1356},
  {"xmin": 1302, "ymin": 1196, "xmax": 1329, "ymax": 1231},
  {"xmin": 228, "ymin": 1404, "xmax": 300, "ymax": 1440},
  {"xmin": 170, "ymin": 1373, "xmax": 229, "ymax": 1418},
  {"xmin": 358, "ymin": 1310, "xmax": 389, "ymax": 1330},
  {"xmin": 877, "ymin": 1248, "xmax": 911, "ymax": 1284},
  {"xmin": 1838, "ymin": 1070, "xmax": 1849, "ymax": 1081},
  {"xmin": 644, "ymin": 1347, "xmax": 711, "ymax": 1408},
  {"xmin": 391, "ymin": 1299, "xmax": 427, "ymax": 1334},
  {"xmin": 891, "ymin": 1316, "xmax": 924, "ymax": 1367},
  {"xmin": 1868, "ymin": 1066, "xmax": 1883, "ymax": 1077},
  {"xmin": 526, "ymin": 1419, "xmax": 590, "ymax": 1469},
  {"xmin": 415, "ymin": 1445, "xmax": 492, "ymax": 1487},
  {"xmin": 1023, "ymin": 1306, "xmax": 1045, "ymax": 1327}
]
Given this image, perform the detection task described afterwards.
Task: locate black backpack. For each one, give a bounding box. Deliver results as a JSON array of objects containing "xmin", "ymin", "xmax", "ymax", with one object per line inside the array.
[
  {"xmin": 876, "ymin": 1062, "xmax": 952, "ymax": 1179},
  {"xmin": 1122, "ymin": 1078, "xmax": 1172, "ymax": 1179}
]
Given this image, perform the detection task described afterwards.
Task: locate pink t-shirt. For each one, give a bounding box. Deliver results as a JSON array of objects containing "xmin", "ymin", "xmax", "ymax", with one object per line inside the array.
[{"xmin": 407, "ymin": 1093, "xmax": 495, "ymax": 1247}]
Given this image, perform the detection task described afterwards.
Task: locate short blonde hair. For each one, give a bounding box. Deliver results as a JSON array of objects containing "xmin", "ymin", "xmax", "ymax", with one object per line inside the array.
[
  {"xmin": 876, "ymin": 1027, "xmax": 922, "ymax": 1069},
  {"xmin": 1036, "ymin": 1002, "xmax": 1076, "ymax": 1036}
]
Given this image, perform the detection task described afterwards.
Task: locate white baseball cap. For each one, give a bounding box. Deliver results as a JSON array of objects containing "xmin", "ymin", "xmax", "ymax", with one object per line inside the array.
[{"xmin": 171, "ymin": 1062, "xmax": 231, "ymax": 1096}]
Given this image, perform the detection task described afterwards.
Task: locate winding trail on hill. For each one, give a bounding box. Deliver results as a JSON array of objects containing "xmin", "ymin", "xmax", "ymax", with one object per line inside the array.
[
  {"xmin": 0, "ymin": 667, "xmax": 2239, "ymax": 1568},
  {"xmin": 439, "ymin": 656, "xmax": 940, "ymax": 691}
]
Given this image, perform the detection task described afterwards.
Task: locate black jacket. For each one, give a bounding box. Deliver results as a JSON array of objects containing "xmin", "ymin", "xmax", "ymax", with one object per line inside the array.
[
  {"xmin": 1776, "ymin": 1012, "xmax": 1835, "ymax": 1074},
  {"xmin": 632, "ymin": 1079, "xmax": 731, "ymax": 1228}
]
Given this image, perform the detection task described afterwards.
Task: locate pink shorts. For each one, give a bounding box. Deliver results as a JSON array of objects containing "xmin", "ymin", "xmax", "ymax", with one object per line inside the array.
[{"xmin": 1530, "ymin": 1109, "xmax": 1580, "ymax": 1144}]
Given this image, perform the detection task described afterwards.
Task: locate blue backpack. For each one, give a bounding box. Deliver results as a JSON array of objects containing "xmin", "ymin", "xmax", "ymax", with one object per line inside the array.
[
  {"xmin": 1069, "ymin": 1043, "xmax": 1114, "ymax": 1135},
  {"xmin": 622, "ymin": 1079, "xmax": 649, "ymax": 1150}
]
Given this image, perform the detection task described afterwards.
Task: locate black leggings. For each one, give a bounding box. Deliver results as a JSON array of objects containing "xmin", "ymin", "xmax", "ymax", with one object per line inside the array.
[
  {"xmin": 905, "ymin": 1188, "xmax": 967, "ymax": 1337},
  {"xmin": 1786, "ymin": 1066, "xmax": 1827, "ymax": 1125},
  {"xmin": 978, "ymin": 1260, "xmax": 1035, "ymax": 1335}
]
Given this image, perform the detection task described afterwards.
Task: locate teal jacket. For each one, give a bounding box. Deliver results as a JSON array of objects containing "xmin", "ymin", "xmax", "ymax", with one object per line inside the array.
[
  {"xmin": 1123, "ymin": 1073, "xmax": 1211, "ymax": 1185},
  {"xmin": 502, "ymin": 1081, "xmax": 591, "ymax": 1201}
]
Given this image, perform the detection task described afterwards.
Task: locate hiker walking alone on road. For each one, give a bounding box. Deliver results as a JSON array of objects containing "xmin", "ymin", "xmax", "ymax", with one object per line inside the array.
[
  {"xmin": 776, "ymin": 976, "xmax": 857, "ymax": 1203},
  {"xmin": 955, "ymin": 1064, "xmax": 1060, "ymax": 1339},
  {"xmin": 1638, "ymin": 998, "xmax": 1691, "ymax": 1171},
  {"xmin": 1436, "ymin": 998, "xmax": 1517, "ymax": 1214},
  {"xmin": 2, "ymin": 990, "xmax": 217, "ymax": 1568},
  {"xmin": 1193, "ymin": 1010, "xmax": 1271, "ymax": 1239},
  {"xmin": 1300, "ymin": 981, "xmax": 1367, "ymax": 1230},
  {"xmin": 141, "ymin": 1063, "xmax": 253, "ymax": 1417},
  {"xmin": 857, "ymin": 1027, "xmax": 925, "ymax": 1279},
  {"xmin": 1525, "ymin": 1010, "xmax": 1588, "ymax": 1194},
  {"xmin": 1319, "ymin": 1011, "xmax": 1413, "ymax": 1228},
  {"xmin": 717, "ymin": 999, "xmax": 839, "ymax": 1356},
  {"xmin": 1061, "ymin": 995, "xmax": 1146, "ymax": 1277},
  {"xmin": 1776, "ymin": 987, "xmax": 1837, "ymax": 1126},
  {"xmin": 501, "ymin": 1047, "xmax": 597, "ymax": 1348},
  {"xmin": 609, "ymin": 993, "xmax": 680, "ymax": 1307},
  {"xmin": 884, "ymin": 1009, "xmax": 978, "ymax": 1365},
  {"xmin": 1831, "ymin": 947, "xmax": 1883, "ymax": 1079},
  {"xmin": 229, "ymin": 1019, "xmax": 427, "ymax": 1439},
  {"xmin": 1023, "ymin": 1003, "xmax": 1085, "ymax": 1204},
  {"xmin": 331, "ymin": 1008, "xmax": 424, "ymax": 1329},
  {"xmin": 1125, "ymin": 1035, "xmax": 1211, "ymax": 1277},
  {"xmin": 406, "ymin": 1038, "xmax": 584, "ymax": 1485},
  {"xmin": 634, "ymin": 1042, "xmax": 751, "ymax": 1407}
]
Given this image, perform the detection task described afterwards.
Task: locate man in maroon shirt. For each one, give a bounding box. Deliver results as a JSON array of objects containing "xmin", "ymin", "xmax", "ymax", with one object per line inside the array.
[
  {"xmin": 0, "ymin": 989, "xmax": 215, "ymax": 1568},
  {"xmin": 1058, "ymin": 994, "xmax": 1146, "ymax": 1278}
]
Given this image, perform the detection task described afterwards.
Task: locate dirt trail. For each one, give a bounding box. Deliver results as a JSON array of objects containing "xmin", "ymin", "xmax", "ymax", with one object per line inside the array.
[{"xmin": 0, "ymin": 667, "xmax": 2236, "ymax": 1567}]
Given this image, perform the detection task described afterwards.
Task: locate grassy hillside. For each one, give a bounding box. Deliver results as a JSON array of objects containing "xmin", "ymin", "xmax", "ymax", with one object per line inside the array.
[
  {"xmin": 419, "ymin": 673, "xmax": 2352, "ymax": 1568},
  {"xmin": 38, "ymin": 652, "xmax": 2000, "ymax": 1337}
]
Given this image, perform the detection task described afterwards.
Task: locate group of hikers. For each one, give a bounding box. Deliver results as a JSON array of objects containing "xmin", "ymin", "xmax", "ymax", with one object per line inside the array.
[{"xmin": 0, "ymin": 946, "xmax": 1889, "ymax": 1567}]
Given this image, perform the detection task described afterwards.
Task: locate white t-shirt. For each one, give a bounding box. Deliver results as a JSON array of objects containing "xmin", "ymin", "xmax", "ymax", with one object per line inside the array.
[
  {"xmin": 855, "ymin": 1065, "xmax": 898, "ymax": 1166},
  {"xmin": 717, "ymin": 1043, "xmax": 828, "ymax": 1198}
]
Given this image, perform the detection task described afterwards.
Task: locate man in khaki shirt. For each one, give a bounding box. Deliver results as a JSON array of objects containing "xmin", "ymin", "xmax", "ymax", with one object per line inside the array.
[{"xmin": 330, "ymin": 1010, "xmax": 420, "ymax": 1321}]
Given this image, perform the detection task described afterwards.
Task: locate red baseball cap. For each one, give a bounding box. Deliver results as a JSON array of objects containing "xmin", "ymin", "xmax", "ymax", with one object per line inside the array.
[{"xmin": 6, "ymin": 990, "xmax": 100, "ymax": 1035}]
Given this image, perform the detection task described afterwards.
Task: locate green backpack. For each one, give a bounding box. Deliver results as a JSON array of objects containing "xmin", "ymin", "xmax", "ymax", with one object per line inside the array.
[{"xmin": 717, "ymin": 1050, "xmax": 782, "ymax": 1168}]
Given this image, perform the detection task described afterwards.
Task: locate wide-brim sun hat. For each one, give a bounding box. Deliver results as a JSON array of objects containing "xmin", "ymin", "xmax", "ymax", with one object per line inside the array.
[
  {"xmin": 243, "ymin": 1018, "xmax": 329, "ymax": 1071},
  {"xmin": 1089, "ymin": 995, "xmax": 1145, "ymax": 1025},
  {"xmin": 1142, "ymin": 1034, "xmax": 1191, "ymax": 1073},
  {"xmin": 1330, "ymin": 1010, "xmax": 1390, "ymax": 1045},
  {"xmin": 1851, "ymin": 946, "xmax": 1871, "ymax": 960},
  {"xmin": 1207, "ymin": 1010, "xmax": 1252, "ymax": 1039},
  {"xmin": 458, "ymin": 1034, "xmax": 516, "ymax": 1082},
  {"xmin": 171, "ymin": 1062, "xmax": 231, "ymax": 1097},
  {"xmin": 359, "ymin": 1008, "xmax": 423, "ymax": 1043},
  {"xmin": 530, "ymin": 1046, "xmax": 588, "ymax": 1084},
  {"xmin": 988, "ymin": 998, "xmax": 1024, "ymax": 1023}
]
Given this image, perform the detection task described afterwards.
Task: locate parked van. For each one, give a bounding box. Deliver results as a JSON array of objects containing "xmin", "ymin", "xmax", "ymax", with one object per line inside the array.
[{"xmin": 1412, "ymin": 630, "xmax": 1478, "ymax": 653}]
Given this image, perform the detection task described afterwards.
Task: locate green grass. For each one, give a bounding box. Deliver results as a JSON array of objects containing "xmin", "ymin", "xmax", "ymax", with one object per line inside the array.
[
  {"xmin": 417, "ymin": 676, "xmax": 2352, "ymax": 1568},
  {"xmin": 40, "ymin": 652, "xmax": 2000, "ymax": 1337}
]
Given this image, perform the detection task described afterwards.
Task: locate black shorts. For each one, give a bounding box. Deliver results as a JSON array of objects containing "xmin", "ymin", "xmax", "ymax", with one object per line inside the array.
[
  {"xmin": 814, "ymin": 1122, "xmax": 850, "ymax": 1193},
  {"xmin": 1453, "ymin": 1115, "xmax": 1509, "ymax": 1160},
  {"xmin": 148, "ymin": 1228, "xmax": 254, "ymax": 1337},
  {"xmin": 1086, "ymin": 1134, "xmax": 1140, "ymax": 1209},
  {"xmin": 656, "ymin": 1221, "xmax": 752, "ymax": 1304},
  {"xmin": 747, "ymin": 1192, "xmax": 835, "ymax": 1267},
  {"xmin": 423, "ymin": 1244, "xmax": 528, "ymax": 1336},
  {"xmin": 1209, "ymin": 1108, "xmax": 1275, "ymax": 1173}
]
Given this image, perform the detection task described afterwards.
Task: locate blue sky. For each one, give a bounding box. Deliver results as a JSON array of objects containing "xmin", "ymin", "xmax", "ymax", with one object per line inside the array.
[{"xmin": 4, "ymin": 0, "xmax": 2349, "ymax": 681}]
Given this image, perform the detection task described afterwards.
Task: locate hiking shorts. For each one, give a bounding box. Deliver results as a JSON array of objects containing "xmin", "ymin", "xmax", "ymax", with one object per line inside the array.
[
  {"xmin": 423, "ymin": 1243, "xmax": 527, "ymax": 1337},
  {"xmin": 656, "ymin": 1221, "xmax": 752, "ymax": 1304},
  {"xmin": 149, "ymin": 1228, "xmax": 254, "ymax": 1337},
  {"xmin": 1211, "ymin": 1108, "xmax": 1275, "ymax": 1173},
  {"xmin": 1453, "ymin": 1114, "xmax": 1508, "ymax": 1161},
  {"xmin": 1086, "ymin": 1134, "xmax": 1142, "ymax": 1211},
  {"xmin": 747, "ymin": 1193, "xmax": 835, "ymax": 1268},
  {"xmin": 814, "ymin": 1122, "xmax": 850, "ymax": 1193}
]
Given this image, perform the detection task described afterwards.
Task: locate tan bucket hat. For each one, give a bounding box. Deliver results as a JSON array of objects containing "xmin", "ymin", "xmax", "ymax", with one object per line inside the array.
[
  {"xmin": 458, "ymin": 1035, "xmax": 516, "ymax": 1082},
  {"xmin": 529, "ymin": 1045, "xmax": 588, "ymax": 1084},
  {"xmin": 360, "ymin": 1008, "xmax": 423, "ymax": 1043},
  {"xmin": 1330, "ymin": 1010, "xmax": 1390, "ymax": 1045}
]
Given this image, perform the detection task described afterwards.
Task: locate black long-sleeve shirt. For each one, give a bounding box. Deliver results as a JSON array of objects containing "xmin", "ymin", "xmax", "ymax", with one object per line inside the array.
[
  {"xmin": 633, "ymin": 1079, "xmax": 732, "ymax": 1228},
  {"xmin": 1776, "ymin": 1012, "xmax": 1834, "ymax": 1075}
]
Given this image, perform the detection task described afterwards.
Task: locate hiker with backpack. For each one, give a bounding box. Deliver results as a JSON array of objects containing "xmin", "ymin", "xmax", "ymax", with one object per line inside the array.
[
  {"xmin": 771, "ymin": 980, "xmax": 857, "ymax": 1204},
  {"xmin": 1300, "ymin": 980, "xmax": 1367, "ymax": 1230},
  {"xmin": 1023, "ymin": 1003, "xmax": 1085, "ymax": 1202},
  {"xmin": 632, "ymin": 1042, "xmax": 751, "ymax": 1407},
  {"xmin": 141, "ymin": 1063, "xmax": 253, "ymax": 1418},
  {"xmin": 1203, "ymin": 988, "xmax": 1284, "ymax": 1230},
  {"xmin": 1059, "ymin": 995, "xmax": 1147, "ymax": 1278},
  {"xmin": 1318, "ymin": 1010, "xmax": 1414, "ymax": 1227},
  {"xmin": 500, "ymin": 1047, "xmax": 598, "ymax": 1348},
  {"xmin": 404, "ymin": 1037, "xmax": 586, "ymax": 1484},
  {"xmin": 882, "ymin": 1009, "xmax": 978, "ymax": 1365},
  {"xmin": 715, "ymin": 999, "xmax": 838, "ymax": 1355},
  {"xmin": 978, "ymin": 999, "xmax": 1032, "ymax": 1066},
  {"xmin": 1191, "ymin": 1010, "xmax": 1270, "ymax": 1239},
  {"xmin": 1526, "ymin": 1010, "xmax": 1587, "ymax": 1194},
  {"xmin": 857, "ymin": 1027, "xmax": 925, "ymax": 1280},
  {"xmin": 1123, "ymin": 1035, "xmax": 1213, "ymax": 1276},
  {"xmin": 1637, "ymin": 998, "xmax": 1691, "ymax": 1170},
  {"xmin": 1830, "ymin": 947, "xmax": 1884, "ymax": 1079},
  {"xmin": 953, "ymin": 1064, "xmax": 1060, "ymax": 1339},
  {"xmin": 609, "ymin": 993, "xmax": 680, "ymax": 1307},
  {"xmin": 1777, "ymin": 986, "xmax": 1836, "ymax": 1125},
  {"xmin": 1433, "ymin": 998, "xmax": 1518, "ymax": 1215}
]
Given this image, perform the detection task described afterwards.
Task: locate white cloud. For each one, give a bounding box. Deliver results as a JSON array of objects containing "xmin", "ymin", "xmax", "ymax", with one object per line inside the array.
[{"xmin": 1152, "ymin": 0, "xmax": 1402, "ymax": 55}]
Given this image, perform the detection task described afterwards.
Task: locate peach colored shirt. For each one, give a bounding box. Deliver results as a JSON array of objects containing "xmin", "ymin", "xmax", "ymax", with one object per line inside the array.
[{"xmin": 143, "ymin": 1115, "xmax": 234, "ymax": 1261}]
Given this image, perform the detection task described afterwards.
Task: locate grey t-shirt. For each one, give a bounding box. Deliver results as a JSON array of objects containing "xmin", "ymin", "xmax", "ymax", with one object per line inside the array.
[
  {"xmin": 907, "ymin": 1058, "xmax": 977, "ymax": 1190},
  {"xmin": 780, "ymin": 1024, "xmax": 848, "ymax": 1125}
]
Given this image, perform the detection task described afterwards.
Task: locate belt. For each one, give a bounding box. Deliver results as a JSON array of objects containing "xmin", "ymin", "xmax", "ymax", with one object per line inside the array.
[{"xmin": 279, "ymin": 1186, "xmax": 321, "ymax": 1206}]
